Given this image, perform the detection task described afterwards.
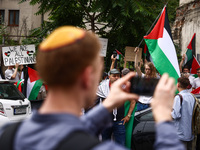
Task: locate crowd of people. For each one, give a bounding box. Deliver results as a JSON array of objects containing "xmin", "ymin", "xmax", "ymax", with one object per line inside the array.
[{"xmin": 0, "ymin": 26, "xmax": 199, "ymax": 150}]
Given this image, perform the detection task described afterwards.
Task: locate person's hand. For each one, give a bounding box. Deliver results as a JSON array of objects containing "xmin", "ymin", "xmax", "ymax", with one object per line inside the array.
[
  {"xmin": 182, "ymin": 54, "xmax": 186, "ymax": 61},
  {"xmin": 103, "ymin": 72, "xmax": 139, "ymax": 112},
  {"xmin": 134, "ymin": 47, "xmax": 139, "ymax": 53},
  {"xmin": 151, "ymin": 74, "xmax": 176, "ymax": 123},
  {"xmin": 144, "ymin": 58, "xmax": 148, "ymax": 64},
  {"xmin": 111, "ymin": 54, "xmax": 117, "ymax": 62},
  {"xmin": 140, "ymin": 59, "xmax": 143, "ymax": 66},
  {"xmin": 121, "ymin": 116, "xmax": 130, "ymax": 125},
  {"xmin": 15, "ymin": 63, "xmax": 19, "ymax": 69}
]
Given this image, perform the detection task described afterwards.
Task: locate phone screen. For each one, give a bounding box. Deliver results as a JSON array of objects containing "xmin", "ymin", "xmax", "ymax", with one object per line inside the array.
[{"xmin": 130, "ymin": 77, "xmax": 159, "ymax": 96}]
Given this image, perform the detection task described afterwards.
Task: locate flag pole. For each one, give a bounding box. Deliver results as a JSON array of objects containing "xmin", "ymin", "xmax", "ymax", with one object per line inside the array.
[{"xmin": 137, "ymin": 2, "xmax": 169, "ymax": 48}]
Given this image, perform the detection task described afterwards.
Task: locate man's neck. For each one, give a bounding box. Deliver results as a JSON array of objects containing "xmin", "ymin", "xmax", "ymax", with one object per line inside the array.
[
  {"xmin": 39, "ymin": 87, "xmax": 84, "ymax": 116},
  {"xmin": 178, "ymin": 88, "xmax": 186, "ymax": 92}
]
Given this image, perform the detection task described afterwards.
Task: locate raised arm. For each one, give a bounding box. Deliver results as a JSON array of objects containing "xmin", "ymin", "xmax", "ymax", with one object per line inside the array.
[
  {"xmin": 134, "ymin": 47, "xmax": 142, "ymax": 76},
  {"xmin": 179, "ymin": 54, "xmax": 185, "ymax": 73},
  {"xmin": 110, "ymin": 54, "xmax": 117, "ymax": 71},
  {"xmin": 11, "ymin": 63, "xmax": 19, "ymax": 79},
  {"xmin": 123, "ymin": 57, "xmax": 127, "ymax": 69}
]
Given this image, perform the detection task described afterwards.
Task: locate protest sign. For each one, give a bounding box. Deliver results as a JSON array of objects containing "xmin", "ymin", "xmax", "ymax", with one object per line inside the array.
[
  {"xmin": 125, "ymin": 46, "xmax": 142, "ymax": 62},
  {"xmin": 99, "ymin": 38, "xmax": 108, "ymax": 57},
  {"xmin": 2, "ymin": 45, "xmax": 36, "ymax": 66}
]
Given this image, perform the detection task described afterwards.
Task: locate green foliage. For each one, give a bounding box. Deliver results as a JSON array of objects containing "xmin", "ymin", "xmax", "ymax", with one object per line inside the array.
[
  {"xmin": 0, "ymin": 24, "xmax": 20, "ymax": 46},
  {"xmin": 20, "ymin": 0, "xmax": 179, "ymax": 71},
  {"xmin": 21, "ymin": 27, "xmax": 44, "ymax": 49}
]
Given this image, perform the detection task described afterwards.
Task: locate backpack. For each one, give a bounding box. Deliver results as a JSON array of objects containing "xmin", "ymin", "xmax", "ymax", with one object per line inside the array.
[
  {"xmin": 0, "ymin": 122, "xmax": 100, "ymax": 150},
  {"xmin": 191, "ymin": 94, "xmax": 200, "ymax": 135}
]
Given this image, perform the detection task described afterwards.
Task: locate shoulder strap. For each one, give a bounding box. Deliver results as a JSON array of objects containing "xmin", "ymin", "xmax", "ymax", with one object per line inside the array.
[
  {"xmin": 176, "ymin": 94, "xmax": 183, "ymax": 105},
  {"xmin": 56, "ymin": 131, "xmax": 100, "ymax": 150},
  {"xmin": 0, "ymin": 122, "xmax": 22, "ymax": 150}
]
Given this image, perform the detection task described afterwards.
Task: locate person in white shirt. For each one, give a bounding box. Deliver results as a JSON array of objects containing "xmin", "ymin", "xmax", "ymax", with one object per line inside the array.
[
  {"xmin": 5, "ymin": 63, "xmax": 23, "ymax": 82},
  {"xmin": 193, "ymin": 68, "xmax": 200, "ymax": 90}
]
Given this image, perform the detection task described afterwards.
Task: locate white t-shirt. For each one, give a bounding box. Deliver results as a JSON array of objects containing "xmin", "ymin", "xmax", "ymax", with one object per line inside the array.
[
  {"xmin": 193, "ymin": 77, "xmax": 200, "ymax": 89},
  {"xmin": 5, "ymin": 68, "xmax": 20, "ymax": 82}
]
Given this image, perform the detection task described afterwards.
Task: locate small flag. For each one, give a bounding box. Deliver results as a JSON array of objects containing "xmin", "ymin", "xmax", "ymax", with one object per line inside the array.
[
  {"xmin": 184, "ymin": 33, "xmax": 196, "ymax": 70},
  {"xmin": 191, "ymin": 86, "xmax": 200, "ymax": 94},
  {"xmin": 144, "ymin": 6, "xmax": 180, "ymax": 83},
  {"xmin": 190, "ymin": 56, "xmax": 200, "ymax": 74},
  {"xmin": 27, "ymin": 67, "xmax": 43, "ymax": 100},
  {"xmin": 116, "ymin": 50, "xmax": 122, "ymax": 61},
  {"xmin": 14, "ymin": 79, "xmax": 24, "ymax": 92},
  {"xmin": 183, "ymin": 33, "xmax": 200, "ymax": 76}
]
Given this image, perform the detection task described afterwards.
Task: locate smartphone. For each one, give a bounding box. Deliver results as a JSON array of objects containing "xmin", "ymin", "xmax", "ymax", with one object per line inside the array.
[
  {"xmin": 130, "ymin": 77, "xmax": 159, "ymax": 96},
  {"xmin": 113, "ymin": 51, "xmax": 117, "ymax": 58}
]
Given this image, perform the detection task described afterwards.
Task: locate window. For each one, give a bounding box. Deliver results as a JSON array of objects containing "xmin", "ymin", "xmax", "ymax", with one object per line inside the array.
[
  {"xmin": 0, "ymin": 10, "xmax": 5, "ymax": 24},
  {"xmin": 8, "ymin": 10, "xmax": 19, "ymax": 26},
  {"xmin": 139, "ymin": 111, "xmax": 154, "ymax": 121}
]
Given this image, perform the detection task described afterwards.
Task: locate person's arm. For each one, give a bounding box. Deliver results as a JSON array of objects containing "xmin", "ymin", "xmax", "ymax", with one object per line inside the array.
[
  {"xmin": 134, "ymin": 47, "xmax": 142, "ymax": 76},
  {"xmin": 110, "ymin": 54, "xmax": 116, "ymax": 71},
  {"xmin": 11, "ymin": 63, "xmax": 19, "ymax": 79},
  {"xmin": 81, "ymin": 73, "xmax": 139, "ymax": 135},
  {"xmin": 123, "ymin": 57, "xmax": 127, "ymax": 69},
  {"xmin": 151, "ymin": 74, "xmax": 185, "ymax": 150},
  {"xmin": 179, "ymin": 54, "xmax": 185, "ymax": 73},
  {"xmin": 121, "ymin": 100, "xmax": 136, "ymax": 125},
  {"xmin": 18, "ymin": 65, "xmax": 24, "ymax": 79},
  {"xmin": 171, "ymin": 96, "xmax": 182, "ymax": 119}
]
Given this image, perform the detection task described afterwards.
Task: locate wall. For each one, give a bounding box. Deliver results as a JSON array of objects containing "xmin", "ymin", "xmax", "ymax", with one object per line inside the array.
[{"xmin": 172, "ymin": 0, "xmax": 200, "ymax": 57}]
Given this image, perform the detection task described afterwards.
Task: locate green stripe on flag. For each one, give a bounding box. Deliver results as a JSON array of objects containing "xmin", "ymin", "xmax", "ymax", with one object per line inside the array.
[
  {"xmin": 144, "ymin": 39, "xmax": 179, "ymax": 84},
  {"xmin": 186, "ymin": 49, "xmax": 193, "ymax": 61},
  {"xmin": 124, "ymin": 101, "xmax": 137, "ymax": 148},
  {"xmin": 16, "ymin": 79, "xmax": 23, "ymax": 88},
  {"xmin": 28, "ymin": 79, "xmax": 43, "ymax": 100}
]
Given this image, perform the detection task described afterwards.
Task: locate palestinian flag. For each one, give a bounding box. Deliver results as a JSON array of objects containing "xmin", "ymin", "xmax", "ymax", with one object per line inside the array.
[
  {"xmin": 183, "ymin": 33, "xmax": 199, "ymax": 74},
  {"xmin": 144, "ymin": 6, "xmax": 180, "ymax": 82},
  {"xmin": 26, "ymin": 67, "xmax": 43, "ymax": 100},
  {"xmin": 14, "ymin": 79, "xmax": 24, "ymax": 92},
  {"xmin": 191, "ymin": 87, "xmax": 200, "ymax": 94},
  {"xmin": 190, "ymin": 56, "xmax": 200, "ymax": 75},
  {"xmin": 124, "ymin": 101, "xmax": 137, "ymax": 148},
  {"xmin": 116, "ymin": 50, "xmax": 122, "ymax": 61}
]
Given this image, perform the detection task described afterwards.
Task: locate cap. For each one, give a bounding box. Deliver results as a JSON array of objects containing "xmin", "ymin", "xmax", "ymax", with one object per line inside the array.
[
  {"xmin": 121, "ymin": 68, "xmax": 130, "ymax": 76},
  {"xmin": 39, "ymin": 26, "xmax": 85, "ymax": 51},
  {"xmin": 109, "ymin": 69, "xmax": 120, "ymax": 75}
]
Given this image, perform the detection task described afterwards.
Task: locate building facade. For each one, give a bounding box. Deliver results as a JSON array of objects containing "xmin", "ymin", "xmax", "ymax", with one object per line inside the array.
[
  {"xmin": 0, "ymin": 0, "xmax": 48, "ymax": 41},
  {"xmin": 172, "ymin": 0, "xmax": 200, "ymax": 60}
]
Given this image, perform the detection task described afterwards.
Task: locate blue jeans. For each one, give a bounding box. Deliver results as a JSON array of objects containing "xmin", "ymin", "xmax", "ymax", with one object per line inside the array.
[{"xmin": 102, "ymin": 120, "xmax": 126, "ymax": 146}]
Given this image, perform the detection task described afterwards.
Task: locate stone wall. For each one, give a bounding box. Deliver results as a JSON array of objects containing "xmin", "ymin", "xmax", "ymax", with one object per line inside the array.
[{"xmin": 172, "ymin": 0, "xmax": 200, "ymax": 56}]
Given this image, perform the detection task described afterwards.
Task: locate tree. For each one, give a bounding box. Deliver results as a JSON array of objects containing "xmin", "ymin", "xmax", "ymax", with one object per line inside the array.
[{"xmin": 21, "ymin": 0, "xmax": 179, "ymax": 70}]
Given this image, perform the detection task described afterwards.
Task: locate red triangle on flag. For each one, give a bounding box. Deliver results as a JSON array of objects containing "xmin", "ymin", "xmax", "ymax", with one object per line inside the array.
[
  {"xmin": 190, "ymin": 56, "xmax": 200, "ymax": 74},
  {"xmin": 116, "ymin": 50, "xmax": 122, "ymax": 55},
  {"xmin": 144, "ymin": 7, "xmax": 166, "ymax": 40},
  {"xmin": 28, "ymin": 67, "xmax": 40, "ymax": 83},
  {"xmin": 187, "ymin": 33, "xmax": 196, "ymax": 50}
]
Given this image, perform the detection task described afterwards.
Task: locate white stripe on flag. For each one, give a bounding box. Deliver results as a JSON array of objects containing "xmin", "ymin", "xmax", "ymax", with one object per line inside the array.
[{"xmin": 158, "ymin": 28, "xmax": 180, "ymax": 77}]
